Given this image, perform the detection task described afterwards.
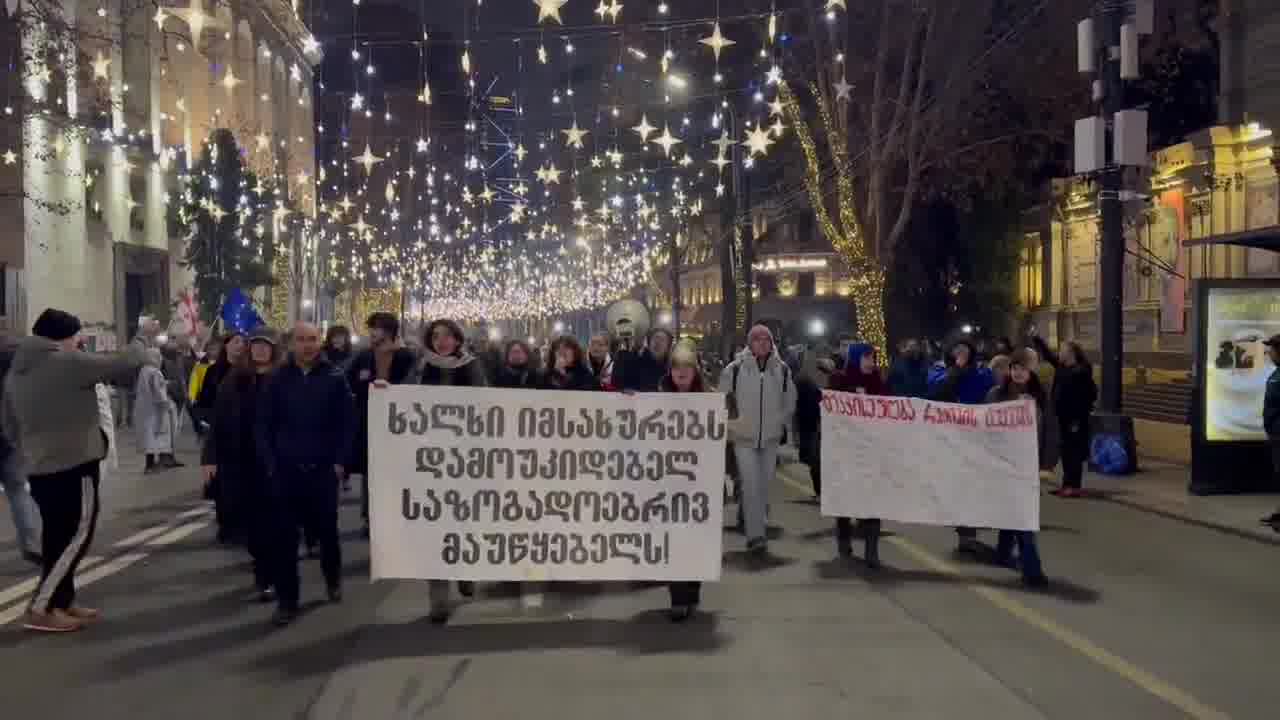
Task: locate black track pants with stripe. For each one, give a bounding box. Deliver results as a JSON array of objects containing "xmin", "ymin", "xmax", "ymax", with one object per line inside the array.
[{"xmin": 28, "ymin": 460, "xmax": 101, "ymax": 613}]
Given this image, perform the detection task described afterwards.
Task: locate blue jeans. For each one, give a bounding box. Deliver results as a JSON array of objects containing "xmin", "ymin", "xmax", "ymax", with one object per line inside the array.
[
  {"xmin": 996, "ymin": 530, "xmax": 1043, "ymax": 580},
  {"xmin": 1, "ymin": 451, "xmax": 39, "ymax": 554}
]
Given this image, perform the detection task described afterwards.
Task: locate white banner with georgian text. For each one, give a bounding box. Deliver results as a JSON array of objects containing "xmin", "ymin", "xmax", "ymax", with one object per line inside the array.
[
  {"xmin": 369, "ymin": 386, "xmax": 727, "ymax": 581},
  {"xmin": 820, "ymin": 391, "xmax": 1040, "ymax": 531}
]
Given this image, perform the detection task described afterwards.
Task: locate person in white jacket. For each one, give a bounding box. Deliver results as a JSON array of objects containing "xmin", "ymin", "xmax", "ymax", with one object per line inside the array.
[
  {"xmin": 133, "ymin": 349, "xmax": 181, "ymax": 473},
  {"xmin": 719, "ymin": 324, "xmax": 796, "ymax": 554}
]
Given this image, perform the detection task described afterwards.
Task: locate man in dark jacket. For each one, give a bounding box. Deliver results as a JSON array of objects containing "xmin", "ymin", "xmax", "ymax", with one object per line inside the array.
[
  {"xmin": 1262, "ymin": 336, "xmax": 1280, "ymax": 530},
  {"xmin": 346, "ymin": 312, "xmax": 417, "ymax": 538},
  {"xmin": 256, "ymin": 322, "xmax": 355, "ymax": 627}
]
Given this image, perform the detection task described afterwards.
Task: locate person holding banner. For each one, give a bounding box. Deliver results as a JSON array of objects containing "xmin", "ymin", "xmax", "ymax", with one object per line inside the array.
[
  {"xmin": 661, "ymin": 346, "xmax": 712, "ymax": 621},
  {"xmin": 347, "ymin": 313, "xmax": 418, "ymax": 539},
  {"xmin": 985, "ymin": 350, "xmax": 1049, "ymax": 587},
  {"xmin": 928, "ymin": 339, "xmax": 994, "ymax": 553},
  {"xmin": 417, "ymin": 319, "xmax": 486, "ymax": 623},
  {"xmin": 720, "ymin": 325, "xmax": 796, "ymax": 555},
  {"xmin": 539, "ymin": 336, "xmax": 600, "ymax": 392},
  {"xmin": 827, "ymin": 343, "xmax": 886, "ymax": 568},
  {"xmin": 493, "ymin": 340, "xmax": 540, "ymax": 390}
]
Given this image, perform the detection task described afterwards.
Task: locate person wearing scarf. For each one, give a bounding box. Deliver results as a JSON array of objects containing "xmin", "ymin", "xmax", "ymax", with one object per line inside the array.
[{"xmin": 416, "ymin": 319, "xmax": 485, "ymax": 624}]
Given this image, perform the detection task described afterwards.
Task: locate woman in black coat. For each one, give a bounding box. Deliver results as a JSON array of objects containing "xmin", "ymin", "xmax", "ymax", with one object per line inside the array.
[
  {"xmin": 197, "ymin": 331, "xmax": 247, "ymax": 542},
  {"xmin": 418, "ymin": 319, "xmax": 485, "ymax": 624},
  {"xmin": 200, "ymin": 329, "xmax": 279, "ymax": 596},
  {"xmin": 1032, "ymin": 335, "xmax": 1097, "ymax": 497}
]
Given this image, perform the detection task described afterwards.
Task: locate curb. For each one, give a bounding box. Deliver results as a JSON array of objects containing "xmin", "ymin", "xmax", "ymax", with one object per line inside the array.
[{"xmin": 1036, "ymin": 480, "xmax": 1280, "ymax": 547}]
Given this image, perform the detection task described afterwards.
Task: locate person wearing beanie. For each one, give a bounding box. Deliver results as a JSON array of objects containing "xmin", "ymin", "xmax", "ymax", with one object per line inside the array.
[
  {"xmin": 719, "ymin": 324, "xmax": 796, "ymax": 555},
  {"xmin": 2, "ymin": 308, "xmax": 155, "ymax": 632},
  {"xmin": 203, "ymin": 326, "xmax": 281, "ymax": 601}
]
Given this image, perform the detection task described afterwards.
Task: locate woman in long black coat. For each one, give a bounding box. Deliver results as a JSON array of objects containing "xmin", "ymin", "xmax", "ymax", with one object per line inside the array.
[
  {"xmin": 197, "ymin": 331, "xmax": 247, "ymax": 543},
  {"xmin": 200, "ymin": 329, "xmax": 278, "ymax": 597}
]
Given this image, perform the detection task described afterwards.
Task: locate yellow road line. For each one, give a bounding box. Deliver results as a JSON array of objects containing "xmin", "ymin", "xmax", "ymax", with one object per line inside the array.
[{"xmin": 776, "ymin": 469, "xmax": 1231, "ymax": 720}]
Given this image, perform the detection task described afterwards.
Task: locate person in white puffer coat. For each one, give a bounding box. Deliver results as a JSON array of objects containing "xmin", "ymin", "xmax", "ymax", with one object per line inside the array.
[{"xmin": 719, "ymin": 324, "xmax": 796, "ymax": 555}]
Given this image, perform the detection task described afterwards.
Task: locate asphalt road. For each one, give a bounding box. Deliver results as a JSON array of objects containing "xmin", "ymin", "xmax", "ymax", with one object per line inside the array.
[{"xmin": 0, "ymin": 439, "xmax": 1275, "ymax": 720}]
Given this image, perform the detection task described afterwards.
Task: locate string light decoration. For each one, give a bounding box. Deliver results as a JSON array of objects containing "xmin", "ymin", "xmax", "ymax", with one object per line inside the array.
[{"xmin": 779, "ymin": 81, "xmax": 886, "ymax": 353}]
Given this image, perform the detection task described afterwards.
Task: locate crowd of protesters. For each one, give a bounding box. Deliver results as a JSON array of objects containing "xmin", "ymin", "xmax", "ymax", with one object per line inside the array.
[{"xmin": 0, "ymin": 301, "xmax": 1107, "ymax": 632}]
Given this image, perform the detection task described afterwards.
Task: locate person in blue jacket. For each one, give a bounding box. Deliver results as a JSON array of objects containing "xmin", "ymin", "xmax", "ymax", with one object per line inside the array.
[
  {"xmin": 256, "ymin": 322, "xmax": 355, "ymax": 628},
  {"xmin": 928, "ymin": 338, "xmax": 994, "ymax": 553}
]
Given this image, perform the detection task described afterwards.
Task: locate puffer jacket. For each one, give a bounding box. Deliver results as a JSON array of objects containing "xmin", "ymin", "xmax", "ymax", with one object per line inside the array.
[{"xmin": 719, "ymin": 350, "xmax": 796, "ymax": 449}]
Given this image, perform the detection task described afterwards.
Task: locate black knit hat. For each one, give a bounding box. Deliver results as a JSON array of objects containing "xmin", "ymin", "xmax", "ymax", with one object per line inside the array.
[{"xmin": 32, "ymin": 308, "xmax": 82, "ymax": 341}]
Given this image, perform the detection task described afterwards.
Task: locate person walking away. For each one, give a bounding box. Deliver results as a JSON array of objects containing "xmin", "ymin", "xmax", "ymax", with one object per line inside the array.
[
  {"xmin": 794, "ymin": 348, "xmax": 832, "ymax": 498},
  {"xmin": 322, "ymin": 325, "xmax": 354, "ymax": 371},
  {"xmin": 928, "ymin": 338, "xmax": 994, "ymax": 552},
  {"xmin": 134, "ymin": 349, "xmax": 181, "ymax": 474},
  {"xmin": 202, "ymin": 327, "xmax": 279, "ymax": 601},
  {"xmin": 1030, "ymin": 333, "xmax": 1096, "ymax": 497},
  {"xmin": 539, "ymin": 336, "xmax": 600, "ymax": 391},
  {"xmin": 0, "ymin": 334, "xmax": 41, "ymax": 565},
  {"xmin": 3, "ymin": 309, "xmax": 151, "ymax": 632},
  {"xmin": 985, "ymin": 349, "xmax": 1049, "ymax": 587},
  {"xmin": 887, "ymin": 338, "xmax": 929, "ymax": 398},
  {"xmin": 587, "ymin": 333, "xmax": 615, "ymax": 390},
  {"xmin": 255, "ymin": 322, "xmax": 354, "ymax": 627},
  {"xmin": 347, "ymin": 313, "xmax": 417, "ymax": 538},
  {"xmin": 662, "ymin": 346, "xmax": 711, "ymax": 621},
  {"xmin": 494, "ymin": 339, "xmax": 540, "ymax": 389},
  {"xmin": 720, "ymin": 325, "xmax": 796, "ymax": 555},
  {"xmin": 615, "ymin": 328, "xmax": 673, "ymax": 392},
  {"xmin": 1261, "ymin": 336, "xmax": 1280, "ymax": 530},
  {"xmin": 416, "ymin": 319, "xmax": 486, "ymax": 623},
  {"xmin": 827, "ymin": 343, "xmax": 887, "ymax": 568}
]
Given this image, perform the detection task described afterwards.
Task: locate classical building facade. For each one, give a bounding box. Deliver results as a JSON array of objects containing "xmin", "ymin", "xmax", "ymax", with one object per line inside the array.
[{"xmin": 0, "ymin": 0, "xmax": 319, "ymax": 346}]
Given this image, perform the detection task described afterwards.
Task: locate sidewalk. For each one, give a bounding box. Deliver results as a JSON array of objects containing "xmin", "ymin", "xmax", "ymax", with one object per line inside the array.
[{"xmin": 1072, "ymin": 459, "xmax": 1280, "ymax": 545}]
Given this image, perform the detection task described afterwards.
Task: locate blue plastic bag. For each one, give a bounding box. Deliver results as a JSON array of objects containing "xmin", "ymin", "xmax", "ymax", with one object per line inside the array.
[{"xmin": 1090, "ymin": 434, "xmax": 1130, "ymax": 475}]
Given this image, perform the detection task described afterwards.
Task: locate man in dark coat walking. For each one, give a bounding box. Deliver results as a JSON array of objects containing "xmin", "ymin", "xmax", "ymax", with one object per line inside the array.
[{"xmin": 256, "ymin": 322, "xmax": 355, "ymax": 627}]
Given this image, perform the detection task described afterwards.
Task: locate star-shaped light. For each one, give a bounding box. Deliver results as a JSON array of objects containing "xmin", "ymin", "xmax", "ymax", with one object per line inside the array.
[
  {"xmin": 354, "ymin": 143, "xmax": 384, "ymax": 174},
  {"xmin": 590, "ymin": 155, "xmax": 603, "ymax": 168},
  {"xmin": 606, "ymin": 0, "xmax": 623, "ymax": 21},
  {"xmin": 350, "ymin": 215, "xmax": 371, "ymax": 235},
  {"xmin": 834, "ymin": 77, "xmax": 853, "ymax": 101},
  {"xmin": 633, "ymin": 115, "xmax": 656, "ymax": 142},
  {"xmin": 91, "ymin": 52, "xmax": 111, "ymax": 80},
  {"xmin": 766, "ymin": 65, "xmax": 783, "ymax": 85},
  {"xmin": 562, "ymin": 120, "xmax": 589, "ymax": 149},
  {"xmin": 509, "ymin": 202, "xmax": 527, "ymax": 223},
  {"xmin": 607, "ymin": 148, "xmax": 624, "ymax": 167},
  {"xmin": 537, "ymin": 44, "xmax": 548, "ymax": 64},
  {"xmin": 479, "ymin": 186, "xmax": 496, "ymax": 204},
  {"xmin": 2, "ymin": 149, "xmax": 15, "ymax": 165},
  {"xmin": 711, "ymin": 153, "xmax": 730, "ymax": 171},
  {"xmin": 221, "ymin": 68, "xmax": 240, "ymax": 92},
  {"xmin": 572, "ymin": 196, "xmax": 585, "ymax": 212},
  {"xmin": 711, "ymin": 130, "xmax": 735, "ymax": 157},
  {"xmin": 461, "ymin": 187, "xmax": 474, "ymax": 204},
  {"xmin": 699, "ymin": 22, "xmax": 736, "ymax": 62},
  {"xmin": 768, "ymin": 98, "xmax": 786, "ymax": 117},
  {"xmin": 715, "ymin": 182, "xmax": 726, "ymax": 197},
  {"xmin": 337, "ymin": 195, "xmax": 355, "ymax": 214},
  {"xmin": 209, "ymin": 203, "xmax": 227, "ymax": 222},
  {"xmin": 533, "ymin": 0, "xmax": 568, "ymax": 24},
  {"xmin": 652, "ymin": 125, "xmax": 682, "ymax": 157},
  {"xmin": 461, "ymin": 50, "xmax": 471, "ymax": 75},
  {"xmin": 514, "ymin": 144, "xmax": 528, "ymax": 164},
  {"xmin": 419, "ymin": 80, "xmax": 432, "ymax": 105},
  {"xmin": 770, "ymin": 117, "xmax": 786, "ymax": 137},
  {"xmin": 172, "ymin": 0, "xmax": 218, "ymax": 47},
  {"xmin": 416, "ymin": 137, "xmax": 430, "ymax": 153},
  {"xmin": 540, "ymin": 163, "xmax": 562, "ymax": 184},
  {"xmin": 350, "ymin": 92, "xmax": 364, "ymax": 110},
  {"xmin": 595, "ymin": 0, "xmax": 609, "ymax": 19},
  {"xmin": 742, "ymin": 125, "xmax": 774, "ymax": 157}
]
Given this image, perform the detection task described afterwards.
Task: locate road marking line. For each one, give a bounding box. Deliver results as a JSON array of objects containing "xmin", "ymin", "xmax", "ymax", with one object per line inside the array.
[
  {"xmin": 777, "ymin": 469, "xmax": 1231, "ymax": 720},
  {"xmin": 0, "ymin": 513, "xmax": 212, "ymax": 626}
]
